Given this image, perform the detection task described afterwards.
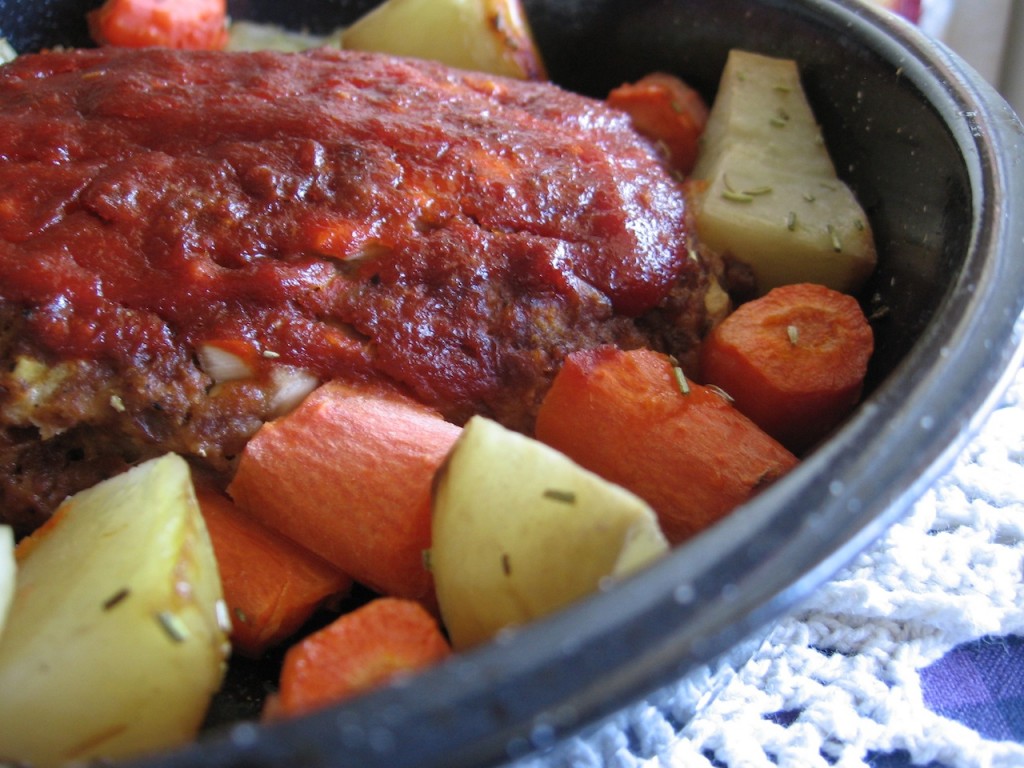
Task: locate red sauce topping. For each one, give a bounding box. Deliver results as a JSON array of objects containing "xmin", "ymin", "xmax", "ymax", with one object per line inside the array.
[{"xmin": 0, "ymin": 47, "xmax": 696, "ymax": 422}]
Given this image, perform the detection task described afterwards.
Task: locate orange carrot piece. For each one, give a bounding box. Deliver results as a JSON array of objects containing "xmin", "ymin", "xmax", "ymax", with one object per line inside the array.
[
  {"xmin": 88, "ymin": 0, "xmax": 229, "ymax": 50},
  {"xmin": 534, "ymin": 346, "xmax": 798, "ymax": 544},
  {"xmin": 699, "ymin": 283, "xmax": 874, "ymax": 454},
  {"xmin": 227, "ymin": 381, "xmax": 461, "ymax": 603},
  {"xmin": 195, "ymin": 486, "xmax": 351, "ymax": 658},
  {"xmin": 607, "ymin": 72, "xmax": 709, "ymax": 176},
  {"xmin": 273, "ymin": 597, "xmax": 451, "ymax": 717}
]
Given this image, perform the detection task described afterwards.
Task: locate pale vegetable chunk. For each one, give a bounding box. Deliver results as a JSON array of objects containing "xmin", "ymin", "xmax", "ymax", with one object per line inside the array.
[
  {"xmin": 342, "ymin": 0, "xmax": 546, "ymax": 80},
  {"xmin": 431, "ymin": 416, "xmax": 668, "ymax": 650},
  {"xmin": 0, "ymin": 38, "xmax": 16, "ymax": 64},
  {"xmin": 692, "ymin": 49, "xmax": 877, "ymax": 295},
  {"xmin": 0, "ymin": 454, "xmax": 230, "ymax": 768},
  {"xmin": 226, "ymin": 20, "xmax": 344, "ymax": 52},
  {"xmin": 0, "ymin": 526, "xmax": 13, "ymax": 638}
]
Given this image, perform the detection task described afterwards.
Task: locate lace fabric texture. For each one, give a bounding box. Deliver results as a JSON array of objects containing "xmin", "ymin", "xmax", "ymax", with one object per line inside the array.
[{"xmin": 519, "ymin": 365, "xmax": 1024, "ymax": 768}]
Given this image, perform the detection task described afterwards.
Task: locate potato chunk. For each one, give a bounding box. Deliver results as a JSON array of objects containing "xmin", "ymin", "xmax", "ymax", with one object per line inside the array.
[
  {"xmin": 692, "ymin": 49, "xmax": 877, "ymax": 295},
  {"xmin": 0, "ymin": 455, "xmax": 229, "ymax": 768},
  {"xmin": 431, "ymin": 416, "xmax": 668, "ymax": 650},
  {"xmin": 342, "ymin": 0, "xmax": 546, "ymax": 80},
  {"xmin": 0, "ymin": 526, "xmax": 12, "ymax": 638}
]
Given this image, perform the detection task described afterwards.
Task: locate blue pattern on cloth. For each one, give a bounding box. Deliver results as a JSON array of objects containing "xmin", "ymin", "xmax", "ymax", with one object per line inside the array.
[{"xmin": 920, "ymin": 634, "xmax": 1024, "ymax": 744}]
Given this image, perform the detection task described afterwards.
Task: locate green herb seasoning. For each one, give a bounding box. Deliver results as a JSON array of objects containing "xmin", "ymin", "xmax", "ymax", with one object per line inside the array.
[
  {"xmin": 543, "ymin": 488, "xmax": 577, "ymax": 504},
  {"xmin": 722, "ymin": 188, "xmax": 755, "ymax": 203},
  {"xmin": 673, "ymin": 365, "xmax": 691, "ymax": 395},
  {"xmin": 102, "ymin": 588, "xmax": 130, "ymax": 611},
  {"xmin": 828, "ymin": 224, "xmax": 843, "ymax": 252}
]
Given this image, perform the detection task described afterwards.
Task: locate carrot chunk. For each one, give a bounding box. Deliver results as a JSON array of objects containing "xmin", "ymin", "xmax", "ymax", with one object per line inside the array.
[
  {"xmin": 227, "ymin": 381, "xmax": 461, "ymax": 603},
  {"xmin": 699, "ymin": 282, "xmax": 874, "ymax": 453},
  {"xmin": 88, "ymin": 0, "xmax": 229, "ymax": 50},
  {"xmin": 607, "ymin": 72, "xmax": 709, "ymax": 175},
  {"xmin": 195, "ymin": 486, "xmax": 351, "ymax": 658},
  {"xmin": 534, "ymin": 346, "xmax": 797, "ymax": 544},
  {"xmin": 272, "ymin": 597, "xmax": 451, "ymax": 717}
]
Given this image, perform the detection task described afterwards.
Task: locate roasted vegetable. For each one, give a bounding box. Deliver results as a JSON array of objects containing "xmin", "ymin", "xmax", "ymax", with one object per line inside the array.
[
  {"xmin": 0, "ymin": 526, "xmax": 12, "ymax": 639},
  {"xmin": 691, "ymin": 49, "xmax": 877, "ymax": 295},
  {"xmin": 88, "ymin": 0, "xmax": 228, "ymax": 49},
  {"xmin": 229, "ymin": 381, "xmax": 461, "ymax": 603},
  {"xmin": 607, "ymin": 72, "xmax": 709, "ymax": 175},
  {"xmin": 431, "ymin": 416, "xmax": 668, "ymax": 650},
  {"xmin": 270, "ymin": 597, "xmax": 451, "ymax": 718},
  {"xmin": 196, "ymin": 486, "xmax": 352, "ymax": 658},
  {"xmin": 342, "ymin": 0, "xmax": 546, "ymax": 80},
  {"xmin": 0, "ymin": 455, "xmax": 230, "ymax": 768},
  {"xmin": 535, "ymin": 347, "xmax": 799, "ymax": 544},
  {"xmin": 700, "ymin": 282, "xmax": 874, "ymax": 453}
]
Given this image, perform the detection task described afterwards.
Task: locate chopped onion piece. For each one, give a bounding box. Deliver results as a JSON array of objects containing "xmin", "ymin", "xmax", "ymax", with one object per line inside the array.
[
  {"xmin": 197, "ymin": 343, "xmax": 254, "ymax": 383},
  {"xmin": 269, "ymin": 367, "xmax": 319, "ymax": 417}
]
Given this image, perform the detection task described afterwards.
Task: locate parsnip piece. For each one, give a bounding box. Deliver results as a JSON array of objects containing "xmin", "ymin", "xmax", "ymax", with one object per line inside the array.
[
  {"xmin": 0, "ymin": 527, "xmax": 13, "ymax": 639},
  {"xmin": 692, "ymin": 49, "xmax": 877, "ymax": 295},
  {"xmin": 431, "ymin": 416, "xmax": 668, "ymax": 650},
  {"xmin": 342, "ymin": 0, "xmax": 546, "ymax": 80},
  {"xmin": 0, "ymin": 455, "xmax": 230, "ymax": 768}
]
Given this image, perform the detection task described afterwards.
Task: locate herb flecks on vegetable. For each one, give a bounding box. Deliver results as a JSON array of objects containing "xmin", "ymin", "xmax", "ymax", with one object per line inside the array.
[
  {"xmin": 102, "ymin": 588, "xmax": 131, "ymax": 611},
  {"xmin": 769, "ymin": 107, "xmax": 790, "ymax": 128},
  {"xmin": 722, "ymin": 174, "xmax": 772, "ymax": 204},
  {"xmin": 722, "ymin": 188, "xmax": 754, "ymax": 203},
  {"xmin": 542, "ymin": 488, "xmax": 577, "ymax": 504},
  {"xmin": 828, "ymin": 224, "xmax": 843, "ymax": 252},
  {"xmin": 691, "ymin": 49, "xmax": 878, "ymax": 296}
]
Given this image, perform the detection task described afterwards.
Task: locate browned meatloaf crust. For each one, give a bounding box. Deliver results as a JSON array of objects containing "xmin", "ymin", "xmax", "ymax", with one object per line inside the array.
[{"xmin": 0, "ymin": 46, "xmax": 726, "ymax": 536}]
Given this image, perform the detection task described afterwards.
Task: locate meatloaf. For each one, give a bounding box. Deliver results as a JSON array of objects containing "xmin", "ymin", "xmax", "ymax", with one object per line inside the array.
[{"xmin": 0, "ymin": 46, "xmax": 728, "ymax": 536}]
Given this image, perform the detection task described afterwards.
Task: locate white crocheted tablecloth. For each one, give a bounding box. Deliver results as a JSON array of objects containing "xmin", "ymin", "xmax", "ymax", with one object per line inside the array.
[{"xmin": 520, "ymin": 361, "xmax": 1024, "ymax": 768}]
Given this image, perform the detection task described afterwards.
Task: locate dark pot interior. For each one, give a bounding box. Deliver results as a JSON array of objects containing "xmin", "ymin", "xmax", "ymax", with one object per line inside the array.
[{"xmin": 2, "ymin": 1, "xmax": 1023, "ymax": 766}]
